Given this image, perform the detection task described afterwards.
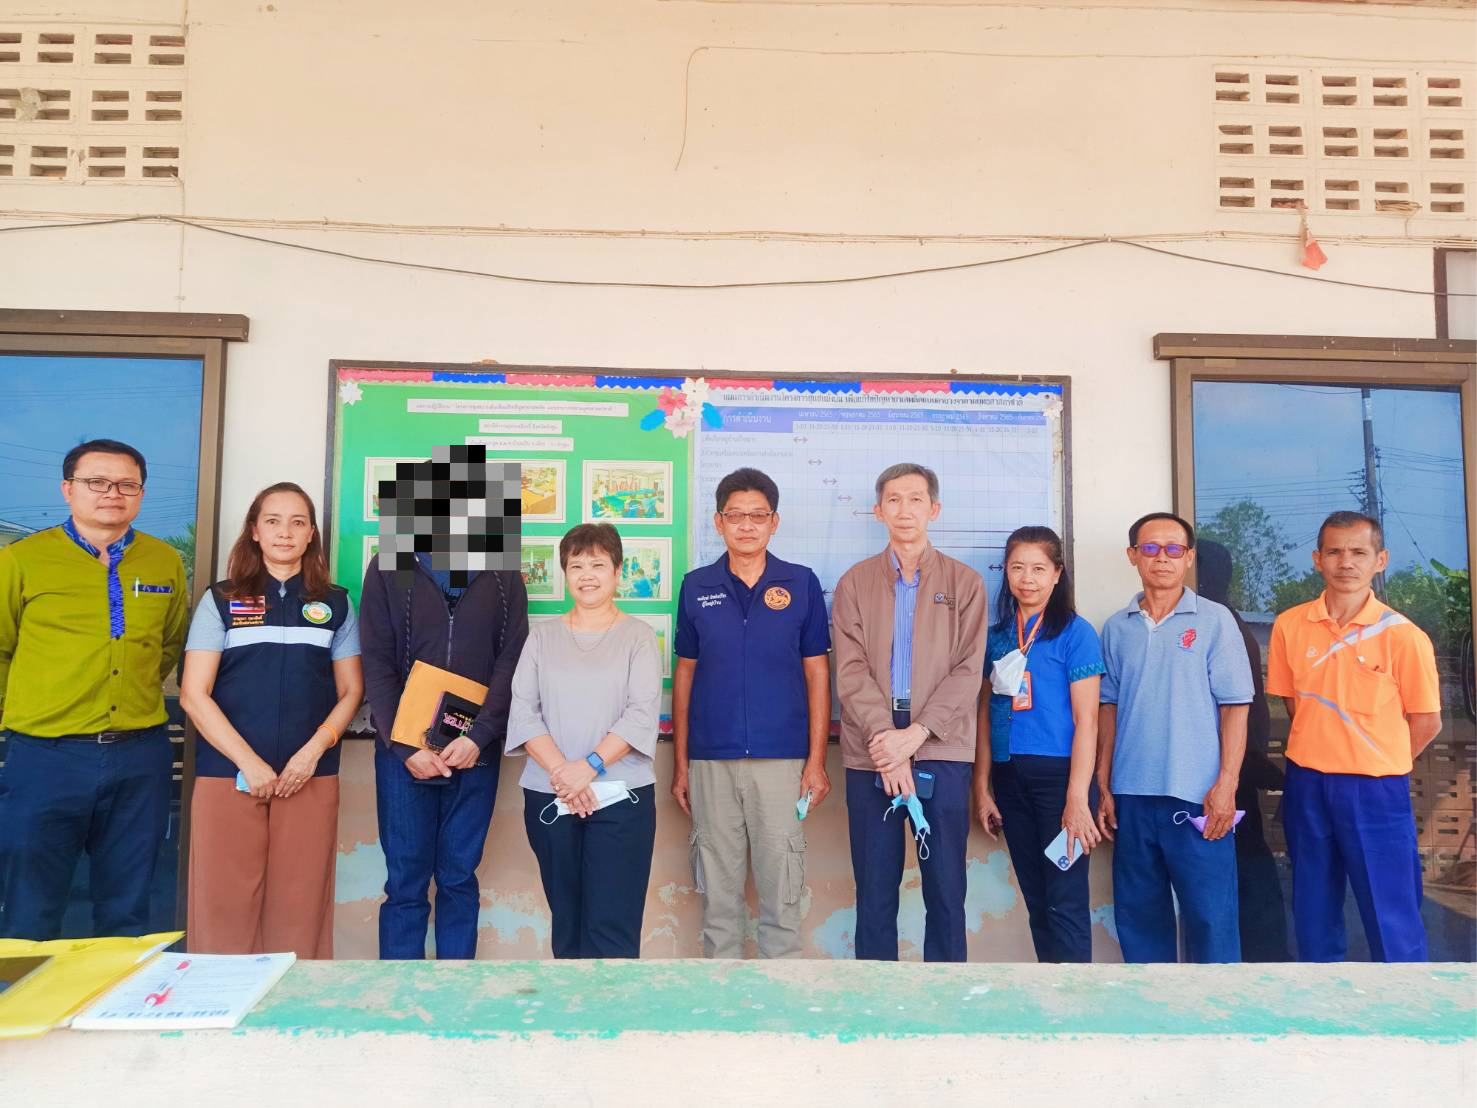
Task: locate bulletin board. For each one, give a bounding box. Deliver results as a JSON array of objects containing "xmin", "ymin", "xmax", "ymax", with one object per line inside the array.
[{"xmin": 326, "ymin": 363, "xmax": 1071, "ymax": 722}]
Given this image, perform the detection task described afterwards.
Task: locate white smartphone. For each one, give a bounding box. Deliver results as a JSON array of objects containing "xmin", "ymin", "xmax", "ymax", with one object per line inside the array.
[{"xmin": 1043, "ymin": 826, "xmax": 1083, "ymax": 871}]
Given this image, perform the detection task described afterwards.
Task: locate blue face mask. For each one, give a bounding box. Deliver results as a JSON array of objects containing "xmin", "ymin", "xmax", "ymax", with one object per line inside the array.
[
  {"xmin": 884, "ymin": 792, "xmax": 931, "ymax": 861},
  {"xmin": 796, "ymin": 789, "xmax": 814, "ymax": 821}
]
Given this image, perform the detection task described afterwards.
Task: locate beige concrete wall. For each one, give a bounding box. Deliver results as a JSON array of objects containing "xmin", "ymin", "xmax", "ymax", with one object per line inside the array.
[{"xmin": 1, "ymin": 0, "xmax": 1472, "ymax": 958}]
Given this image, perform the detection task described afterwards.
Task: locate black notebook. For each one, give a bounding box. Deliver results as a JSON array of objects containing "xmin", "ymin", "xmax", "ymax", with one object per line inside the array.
[{"xmin": 427, "ymin": 690, "xmax": 489, "ymax": 767}]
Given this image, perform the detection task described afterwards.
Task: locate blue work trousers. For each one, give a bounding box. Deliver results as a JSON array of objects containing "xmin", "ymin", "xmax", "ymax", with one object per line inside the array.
[
  {"xmin": 1283, "ymin": 759, "xmax": 1426, "ymax": 963},
  {"xmin": 1112, "ymin": 793, "xmax": 1241, "ymax": 964}
]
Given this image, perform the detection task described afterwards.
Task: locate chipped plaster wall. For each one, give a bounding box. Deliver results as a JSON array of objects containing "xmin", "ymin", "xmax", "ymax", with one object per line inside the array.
[{"xmin": 332, "ymin": 741, "xmax": 1071, "ymax": 960}]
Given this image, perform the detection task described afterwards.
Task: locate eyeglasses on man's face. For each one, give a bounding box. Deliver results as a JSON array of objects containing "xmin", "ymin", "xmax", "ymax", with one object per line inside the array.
[
  {"xmin": 1135, "ymin": 542, "xmax": 1188, "ymax": 559},
  {"xmin": 720, "ymin": 510, "xmax": 774, "ymax": 526},
  {"xmin": 69, "ymin": 477, "xmax": 144, "ymax": 497}
]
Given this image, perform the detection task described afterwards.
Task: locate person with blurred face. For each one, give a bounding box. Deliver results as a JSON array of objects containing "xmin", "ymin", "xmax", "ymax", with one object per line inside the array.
[
  {"xmin": 359, "ymin": 476, "xmax": 528, "ymax": 961},
  {"xmin": 180, "ymin": 483, "xmax": 363, "ymax": 958},
  {"xmin": 1266, "ymin": 511, "xmax": 1441, "ymax": 962},
  {"xmin": 975, "ymin": 526, "xmax": 1104, "ymax": 963},
  {"xmin": 1096, "ymin": 512, "xmax": 1253, "ymax": 963},
  {"xmin": 833, "ymin": 463, "xmax": 987, "ymax": 962},
  {"xmin": 507, "ymin": 523, "xmax": 661, "ymax": 958},
  {"xmin": 672, "ymin": 468, "xmax": 831, "ymax": 959},
  {"xmin": 0, "ymin": 439, "xmax": 189, "ymax": 939}
]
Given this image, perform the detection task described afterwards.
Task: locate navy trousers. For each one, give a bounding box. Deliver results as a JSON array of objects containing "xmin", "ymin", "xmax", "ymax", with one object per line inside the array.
[
  {"xmin": 846, "ymin": 760, "xmax": 971, "ymax": 962},
  {"xmin": 1283, "ymin": 760, "xmax": 1426, "ymax": 963},
  {"xmin": 0, "ymin": 728, "xmax": 172, "ymax": 940},
  {"xmin": 374, "ymin": 743, "xmax": 499, "ymax": 959},
  {"xmin": 993, "ymin": 755, "xmax": 1093, "ymax": 963},
  {"xmin": 1112, "ymin": 793, "xmax": 1241, "ymax": 964},
  {"xmin": 523, "ymin": 785, "xmax": 656, "ymax": 959}
]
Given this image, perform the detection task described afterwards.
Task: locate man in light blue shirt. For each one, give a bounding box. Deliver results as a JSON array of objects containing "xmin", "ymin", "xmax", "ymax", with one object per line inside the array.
[{"xmin": 1096, "ymin": 512, "xmax": 1252, "ymax": 963}]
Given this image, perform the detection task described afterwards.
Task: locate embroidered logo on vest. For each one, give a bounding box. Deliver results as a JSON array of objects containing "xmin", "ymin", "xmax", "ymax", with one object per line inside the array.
[
  {"xmin": 302, "ymin": 601, "xmax": 333, "ymax": 625},
  {"xmin": 764, "ymin": 586, "xmax": 791, "ymax": 610}
]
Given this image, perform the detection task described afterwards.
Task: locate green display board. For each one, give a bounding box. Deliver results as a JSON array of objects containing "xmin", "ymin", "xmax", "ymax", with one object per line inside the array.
[{"xmin": 328, "ymin": 363, "xmax": 1069, "ymax": 723}]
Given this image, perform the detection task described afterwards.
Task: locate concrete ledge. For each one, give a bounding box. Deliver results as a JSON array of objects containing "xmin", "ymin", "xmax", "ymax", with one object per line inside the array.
[{"xmin": 4, "ymin": 961, "xmax": 1473, "ymax": 1104}]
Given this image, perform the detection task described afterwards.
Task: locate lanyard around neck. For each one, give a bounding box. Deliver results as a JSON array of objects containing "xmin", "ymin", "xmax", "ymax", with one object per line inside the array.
[{"xmin": 1016, "ymin": 608, "xmax": 1044, "ymax": 654}]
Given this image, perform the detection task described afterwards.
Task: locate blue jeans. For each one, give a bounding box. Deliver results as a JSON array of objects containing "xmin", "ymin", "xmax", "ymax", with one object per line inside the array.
[
  {"xmin": 1112, "ymin": 793, "xmax": 1240, "ymax": 963},
  {"xmin": 994, "ymin": 755, "xmax": 1094, "ymax": 963},
  {"xmin": 0, "ymin": 728, "xmax": 171, "ymax": 940},
  {"xmin": 846, "ymin": 760, "xmax": 971, "ymax": 962},
  {"xmin": 523, "ymin": 785, "xmax": 656, "ymax": 958},
  {"xmin": 374, "ymin": 743, "xmax": 499, "ymax": 959},
  {"xmin": 1283, "ymin": 760, "xmax": 1426, "ymax": 963}
]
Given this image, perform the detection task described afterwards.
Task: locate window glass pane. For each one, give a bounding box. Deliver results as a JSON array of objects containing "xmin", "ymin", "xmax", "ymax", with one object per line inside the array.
[
  {"xmin": 0, "ymin": 353, "xmax": 203, "ymax": 936},
  {"xmin": 1193, "ymin": 378, "xmax": 1473, "ymax": 960},
  {"xmin": 1444, "ymin": 250, "xmax": 1476, "ymax": 341}
]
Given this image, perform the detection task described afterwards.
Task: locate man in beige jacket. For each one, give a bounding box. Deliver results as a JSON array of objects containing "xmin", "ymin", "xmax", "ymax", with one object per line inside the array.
[{"xmin": 833, "ymin": 463, "xmax": 987, "ymax": 961}]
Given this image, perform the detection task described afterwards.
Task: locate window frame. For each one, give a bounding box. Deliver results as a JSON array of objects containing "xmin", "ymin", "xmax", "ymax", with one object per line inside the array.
[
  {"xmin": 0, "ymin": 308, "xmax": 247, "ymax": 928},
  {"xmin": 1154, "ymin": 331, "xmax": 1477, "ymax": 694}
]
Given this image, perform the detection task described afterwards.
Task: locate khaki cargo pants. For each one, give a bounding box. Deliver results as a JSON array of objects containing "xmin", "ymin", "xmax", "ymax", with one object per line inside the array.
[{"xmin": 688, "ymin": 757, "xmax": 807, "ymax": 959}]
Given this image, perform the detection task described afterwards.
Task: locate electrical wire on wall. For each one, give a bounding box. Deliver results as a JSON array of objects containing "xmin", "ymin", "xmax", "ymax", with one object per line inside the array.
[{"xmin": 0, "ymin": 211, "xmax": 1472, "ymax": 298}]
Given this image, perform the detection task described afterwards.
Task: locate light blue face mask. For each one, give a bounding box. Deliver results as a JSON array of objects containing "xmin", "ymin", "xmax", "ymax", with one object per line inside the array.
[
  {"xmin": 884, "ymin": 792, "xmax": 931, "ymax": 861},
  {"xmin": 796, "ymin": 789, "xmax": 814, "ymax": 821}
]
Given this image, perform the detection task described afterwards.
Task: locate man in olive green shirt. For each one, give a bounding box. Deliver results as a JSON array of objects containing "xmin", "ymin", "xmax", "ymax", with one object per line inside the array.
[{"xmin": 0, "ymin": 439, "xmax": 189, "ymax": 939}]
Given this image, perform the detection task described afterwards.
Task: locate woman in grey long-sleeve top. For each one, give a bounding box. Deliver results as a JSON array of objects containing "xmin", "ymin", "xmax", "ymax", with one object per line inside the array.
[{"xmin": 506, "ymin": 523, "xmax": 662, "ymax": 958}]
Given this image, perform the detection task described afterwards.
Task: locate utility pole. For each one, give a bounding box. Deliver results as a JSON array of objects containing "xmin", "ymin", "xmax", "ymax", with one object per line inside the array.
[{"xmin": 1360, "ymin": 387, "xmax": 1386, "ymax": 597}]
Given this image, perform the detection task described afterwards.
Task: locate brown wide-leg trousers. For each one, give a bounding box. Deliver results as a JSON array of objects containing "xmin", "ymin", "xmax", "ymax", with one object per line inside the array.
[{"xmin": 187, "ymin": 776, "xmax": 339, "ymax": 959}]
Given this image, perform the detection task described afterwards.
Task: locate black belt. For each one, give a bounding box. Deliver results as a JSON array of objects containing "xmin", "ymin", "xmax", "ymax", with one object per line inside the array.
[{"xmin": 60, "ymin": 728, "xmax": 152, "ymax": 744}]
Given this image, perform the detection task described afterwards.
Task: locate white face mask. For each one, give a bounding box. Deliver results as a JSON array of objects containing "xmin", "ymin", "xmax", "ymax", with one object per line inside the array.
[
  {"xmin": 539, "ymin": 780, "xmax": 638, "ymax": 825},
  {"xmin": 990, "ymin": 648, "xmax": 1029, "ymax": 697}
]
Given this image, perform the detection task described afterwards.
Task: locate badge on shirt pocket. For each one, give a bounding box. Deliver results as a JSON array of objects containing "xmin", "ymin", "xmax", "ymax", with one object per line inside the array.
[{"xmin": 1012, "ymin": 671, "xmax": 1034, "ymax": 712}]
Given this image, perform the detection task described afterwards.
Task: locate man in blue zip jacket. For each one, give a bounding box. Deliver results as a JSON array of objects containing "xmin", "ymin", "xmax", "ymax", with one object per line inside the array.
[
  {"xmin": 672, "ymin": 468, "xmax": 831, "ymax": 959},
  {"xmin": 360, "ymin": 546, "xmax": 527, "ymax": 960}
]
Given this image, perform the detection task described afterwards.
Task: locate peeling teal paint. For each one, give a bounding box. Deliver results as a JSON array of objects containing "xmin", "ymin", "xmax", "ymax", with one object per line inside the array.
[
  {"xmin": 334, "ymin": 841, "xmax": 387, "ymax": 904},
  {"xmin": 242, "ymin": 961, "xmax": 1476, "ymax": 1043},
  {"xmin": 1090, "ymin": 904, "xmax": 1117, "ymax": 943},
  {"xmin": 964, "ymin": 854, "xmax": 1018, "ymax": 928},
  {"xmin": 478, "ymin": 896, "xmax": 551, "ymax": 945},
  {"xmin": 811, "ymin": 906, "xmax": 856, "ymax": 958}
]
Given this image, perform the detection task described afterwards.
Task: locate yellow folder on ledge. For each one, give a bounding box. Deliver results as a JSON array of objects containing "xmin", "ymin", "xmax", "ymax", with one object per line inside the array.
[
  {"xmin": 0, "ymin": 931, "xmax": 183, "ymax": 1039},
  {"xmin": 390, "ymin": 660, "xmax": 488, "ymax": 750}
]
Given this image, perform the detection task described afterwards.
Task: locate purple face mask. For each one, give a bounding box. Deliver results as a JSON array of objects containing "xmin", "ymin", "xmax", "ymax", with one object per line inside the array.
[{"xmin": 1174, "ymin": 809, "xmax": 1246, "ymax": 834}]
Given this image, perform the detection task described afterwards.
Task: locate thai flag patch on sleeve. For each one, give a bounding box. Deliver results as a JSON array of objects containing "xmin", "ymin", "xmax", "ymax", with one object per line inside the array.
[{"xmin": 229, "ymin": 596, "xmax": 267, "ymax": 617}]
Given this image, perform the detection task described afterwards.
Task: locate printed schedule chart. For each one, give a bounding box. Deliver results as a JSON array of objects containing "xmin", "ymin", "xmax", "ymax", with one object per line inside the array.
[{"xmin": 693, "ymin": 389, "xmax": 1062, "ymax": 606}]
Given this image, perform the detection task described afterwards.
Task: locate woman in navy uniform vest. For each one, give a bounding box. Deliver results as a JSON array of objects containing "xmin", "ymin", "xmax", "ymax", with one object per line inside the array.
[{"xmin": 181, "ymin": 483, "xmax": 363, "ymax": 958}]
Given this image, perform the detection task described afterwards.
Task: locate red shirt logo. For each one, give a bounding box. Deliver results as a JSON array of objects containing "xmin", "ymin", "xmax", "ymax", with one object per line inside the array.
[{"xmin": 1179, "ymin": 628, "xmax": 1197, "ymax": 651}]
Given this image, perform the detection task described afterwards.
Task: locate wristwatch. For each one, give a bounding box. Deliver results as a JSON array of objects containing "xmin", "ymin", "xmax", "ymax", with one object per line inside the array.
[{"xmin": 586, "ymin": 751, "xmax": 607, "ymax": 776}]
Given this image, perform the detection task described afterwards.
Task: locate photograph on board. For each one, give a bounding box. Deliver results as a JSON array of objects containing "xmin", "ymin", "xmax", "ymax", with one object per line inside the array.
[
  {"xmin": 584, "ymin": 459, "xmax": 672, "ymax": 525},
  {"xmin": 508, "ymin": 459, "xmax": 566, "ymax": 523},
  {"xmin": 617, "ymin": 536, "xmax": 671, "ymax": 601},
  {"xmin": 633, "ymin": 614, "xmax": 672, "ymax": 679},
  {"xmin": 521, "ymin": 538, "xmax": 565, "ymax": 601},
  {"xmin": 363, "ymin": 534, "xmax": 379, "ymax": 571},
  {"xmin": 363, "ymin": 456, "xmax": 424, "ymax": 521}
]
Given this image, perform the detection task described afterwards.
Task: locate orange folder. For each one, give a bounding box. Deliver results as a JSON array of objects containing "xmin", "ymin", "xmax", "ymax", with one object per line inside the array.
[{"xmin": 389, "ymin": 660, "xmax": 488, "ymax": 750}]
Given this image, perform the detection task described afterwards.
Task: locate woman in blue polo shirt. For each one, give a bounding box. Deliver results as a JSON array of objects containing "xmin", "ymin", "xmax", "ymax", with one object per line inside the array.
[
  {"xmin": 180, "ymin": 482, "xmax": 362, "ymax": 959},
  {"xmin": 973, "ymin": 525, "xmax": 1104, "ymax": 963}
]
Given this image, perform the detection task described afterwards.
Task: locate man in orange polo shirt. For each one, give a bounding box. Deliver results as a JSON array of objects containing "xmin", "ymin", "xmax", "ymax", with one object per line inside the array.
[{"xmin": 1266, "ymin": 511, "xmax": 1442, "ymax": 962}]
